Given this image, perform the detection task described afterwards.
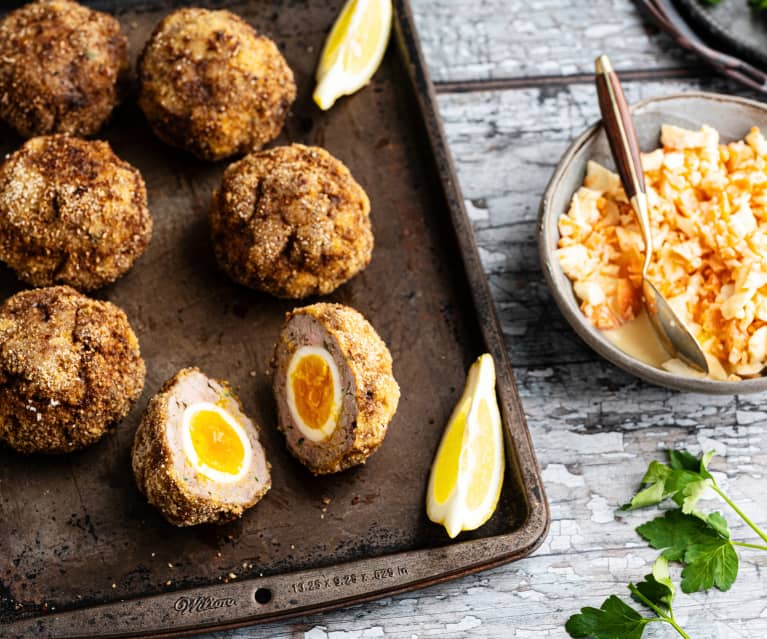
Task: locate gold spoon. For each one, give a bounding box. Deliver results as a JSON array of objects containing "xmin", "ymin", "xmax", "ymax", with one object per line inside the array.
[{"xmin": 594, "ymin": 55, "xmax": 709, "ymax": 373}]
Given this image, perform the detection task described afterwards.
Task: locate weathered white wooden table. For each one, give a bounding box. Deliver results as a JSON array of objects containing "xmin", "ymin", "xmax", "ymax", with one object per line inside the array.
[{"xmin": 202, "ymin": 2, "xmax": 767, "ymax": 637}]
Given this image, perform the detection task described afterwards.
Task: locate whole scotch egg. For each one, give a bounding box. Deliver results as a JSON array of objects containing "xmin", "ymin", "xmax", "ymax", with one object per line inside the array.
[{"xmin": 132, "ymin": 368, "xmax": 270, "ymax": 526}]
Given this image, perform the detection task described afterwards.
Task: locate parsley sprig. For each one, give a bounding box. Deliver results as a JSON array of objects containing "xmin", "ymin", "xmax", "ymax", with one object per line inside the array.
[
  {"xmin": 567, "ymin": 558, "xmax": 691, "ymax": 639},
  {"xmin": 624, "ymin": 449, "xmax": 767, "ymax": 568},
  {"xmin": 566, "ymin": 449, "xmax": 767, "ymax": 638}
]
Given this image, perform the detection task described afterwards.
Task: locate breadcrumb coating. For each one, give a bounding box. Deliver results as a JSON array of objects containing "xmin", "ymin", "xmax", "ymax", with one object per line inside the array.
[
  {"xmin": 0, "ymin": 135, "xmax": 152, "ymax": 291},
  {"xmin": 138, "ymin": 7, "xmax": 296, "ymax": 161},
  {"xmin": 0, "ymin": 0, "xmax": 129, "ymax": 138},
  {"xmin": 211, "ymin": 144, "xmax": 373, "ymax": 298},
  {"xmin": 0, "ymin": 286, "xmax": 145, "ymax": 454}
]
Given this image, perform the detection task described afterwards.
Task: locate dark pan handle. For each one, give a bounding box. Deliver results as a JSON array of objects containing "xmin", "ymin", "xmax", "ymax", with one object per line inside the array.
[{"xmin": 594, "ymin": 55, "xmax": 646, "ymax": 201}]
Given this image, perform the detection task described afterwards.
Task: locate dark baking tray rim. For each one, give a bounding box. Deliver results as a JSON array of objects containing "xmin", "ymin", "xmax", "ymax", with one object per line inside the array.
[{"xmin": 2, "ymin": 1, "xmax": 549, "ymax": 636}]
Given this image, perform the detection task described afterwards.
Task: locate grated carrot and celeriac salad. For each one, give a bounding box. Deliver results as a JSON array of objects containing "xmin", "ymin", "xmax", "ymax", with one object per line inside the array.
[{"xmin": 557, "ymin": 124, "xmax": 767, "ymax": 380}]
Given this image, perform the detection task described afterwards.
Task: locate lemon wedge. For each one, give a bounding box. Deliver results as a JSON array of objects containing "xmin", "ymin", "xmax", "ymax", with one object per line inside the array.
[
  {"xmin": 426, "ymin": 354, "xmax": 505, "ymax": 538},
  {"xmin": 313, "ymin": 0, "xmax": 393, "ymax": 110}
]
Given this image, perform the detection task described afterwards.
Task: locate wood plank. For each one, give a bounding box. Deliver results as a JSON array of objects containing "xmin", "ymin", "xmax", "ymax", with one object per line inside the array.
[{"xmin": 411, "ymin": 0, "xmax": 697, "ymax": 84}]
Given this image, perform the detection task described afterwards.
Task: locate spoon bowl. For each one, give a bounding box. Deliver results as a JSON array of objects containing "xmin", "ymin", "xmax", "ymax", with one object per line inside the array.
[
  {"xmin": 641, "ymin": 279, "xmax": 708, "ymax": 372},
  {"xmin": 595, "ymin": 55, "xmax": 709, "ymax": 373}
]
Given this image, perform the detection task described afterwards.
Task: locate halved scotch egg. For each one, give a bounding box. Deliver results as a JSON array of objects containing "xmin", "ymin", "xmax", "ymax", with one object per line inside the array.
[
  {"xmin": 272, "ymin": 303, "xmax": 400, "ymax": 475},
  {"xmin": 132, "ymin": 368, "xmax": 270, "ymax": 526}
]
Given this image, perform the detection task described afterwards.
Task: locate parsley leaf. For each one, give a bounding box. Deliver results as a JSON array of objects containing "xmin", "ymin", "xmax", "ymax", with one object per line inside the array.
[
  {"xmin": 566, "ymin": 559, "xmax": 684, "ymax": 639},
  {"xmin": 631, "ymin": 557, "xmax": 675, "ymax": 614},
  {"xmin": 669, "ymin": 449, "xmax": 701, "ymax": 471},
  {"xmin": 682, "ymin": 539, "xmax": 738, "ymax": 593},
  {"xmin": 680, "ymin": 477, "xmax": 713, "ymax": 517},
  {"xmin": 621, "ymin": 461, "xmax": 672, "ymax": 510},
  {"xmin": 623, "ymin": 450, "xmax": 714, "ymax": 512},
  {"xmin": 565, "ymin": 595, "xmax": 648, "ymax": 639},
  {"xmin": 637, "ymin": 509, "xmax": 738, "ymax": 592},
  {"xmin": 706, "ymin": 511, "xmax": 731, "ymax": 538}
]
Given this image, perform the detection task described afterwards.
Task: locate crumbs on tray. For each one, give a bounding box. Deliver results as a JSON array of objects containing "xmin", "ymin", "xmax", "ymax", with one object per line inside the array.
[{"xmin": 557, "ymin": 124, "xmax": 767, "ymax": 380}]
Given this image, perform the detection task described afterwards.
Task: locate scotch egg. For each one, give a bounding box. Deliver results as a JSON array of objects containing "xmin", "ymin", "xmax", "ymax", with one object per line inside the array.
[
  {"xmin": 137, "ymin": 7, "xmax": 295, "ymax": 160},
  {"xmin": 209, "ymin": 144, "xmax": 373, "ymax": 298},
  {"xmin": 132, "ymin": 368, "xmax": 270, "ymax": 526},
  {"xmin": 0, "ymin": 285, "xmax": 145, "ymax": 454},
  {"xmin": 272, "ymin": 303, "xmax": 400, "ymax": 474}
]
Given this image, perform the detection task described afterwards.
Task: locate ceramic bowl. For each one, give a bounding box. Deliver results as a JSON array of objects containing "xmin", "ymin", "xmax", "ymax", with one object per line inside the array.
[{"xmin": 538, "ymin": 91, "xmax": 767, "ymax": 394}]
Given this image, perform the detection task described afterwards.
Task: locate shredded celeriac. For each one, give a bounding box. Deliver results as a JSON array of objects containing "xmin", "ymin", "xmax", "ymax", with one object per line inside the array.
[{"xmin": 558, "ymin": 124, "xmax": 767, "ymax": 379}]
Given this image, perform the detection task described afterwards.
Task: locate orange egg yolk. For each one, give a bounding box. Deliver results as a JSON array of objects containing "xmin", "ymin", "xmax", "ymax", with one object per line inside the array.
[
  {"xmin": 189, "ymin": 409, "xmax": 245, "ymax": 475},
  {"xmin": 291, "ymin": 354, "xmax": 335, "ymax": 430}
]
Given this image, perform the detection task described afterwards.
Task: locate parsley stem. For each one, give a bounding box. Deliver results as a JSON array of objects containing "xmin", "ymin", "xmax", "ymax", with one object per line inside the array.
[
  {"xmin": 628, "ymin": 585, "xmax": 669, "ymax": 620},
  {"xmin": 666, "ymin": 617, "xmax": 693, "ymax": 639},
  {"xmin": 629, "ymin": 585, "xmax": 692, "ymax": 638},
  {"xmin": 732, "ymin": 540, "xmax": 767, "ymax": 552},
  {"xmin": 711, "ymin": 485, "xmax": 767, "ymax": 545}
]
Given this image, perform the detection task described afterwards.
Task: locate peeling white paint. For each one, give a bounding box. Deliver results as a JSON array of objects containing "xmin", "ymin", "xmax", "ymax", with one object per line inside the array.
[
  {"xmin": 541, "ymin": 464, "xmax": 584, "ymax": 488},
  {"xmin": 535, "ymin": 431, "xmax": 623, "ymax": 457},
  {"xmin": 587, "ymin": 494, "xmax": 614, "ymax": 524},
  {"xmin": 445, "ymin": 615, "xmax": 482, "ymax": 632},
  {"xmin": 514, "ymin": 588, "xmax": 545, "ymax": 602},
  {"xmin": 698, "ymin": 436, "xmax": 727, "ymax": 457},
  {"xmin": 608, "ymin": 553, "xmax": 648, "ymax": 573},
  {"xmin": 478, "ymin": 245, "xmax": 506, "ymax": 270},
  {"xmin": 737, "ymin": 409, "xmax": 767, "ymax": 425},
  {"xmin": 464, "ymin": 198, "xmax": 490, "ymax": 223},
  {"xmin": 304, "ymin": 627, "xmax": 385, "ymax": 639},
  {"xmin": 514, "ymin": 626, "xmax": 559, "ymax": 637}
]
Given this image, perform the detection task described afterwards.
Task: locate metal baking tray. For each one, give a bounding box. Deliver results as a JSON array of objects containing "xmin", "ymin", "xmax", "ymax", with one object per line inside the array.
[{"xmin": 0, "ymin": 1, "xmax": 549, "ymax": 637}]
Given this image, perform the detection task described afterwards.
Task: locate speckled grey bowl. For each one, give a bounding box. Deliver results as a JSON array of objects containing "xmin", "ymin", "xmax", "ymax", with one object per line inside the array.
[{"xmin": 538, "ymin": 92, "xmax": 767, "ymax": 394}]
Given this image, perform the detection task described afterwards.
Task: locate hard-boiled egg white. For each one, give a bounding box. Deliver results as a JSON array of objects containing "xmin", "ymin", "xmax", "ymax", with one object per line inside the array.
[
  {"xmin": 181, "ymin": 402, "xmax": 253, "ymax": 483},
  {"xmin": 286, "ymin": 346, "xmax": 342, "ymax": 442}
]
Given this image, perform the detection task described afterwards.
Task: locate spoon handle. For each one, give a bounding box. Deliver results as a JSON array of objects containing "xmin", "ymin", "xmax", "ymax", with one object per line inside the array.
[
  {"xmin": 594, "ymin": 55, "xmax": 645, "ymax": 199},
  {"xmin": 594, "ymin": 54, "xmax": 653, "ymax": 270}
]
